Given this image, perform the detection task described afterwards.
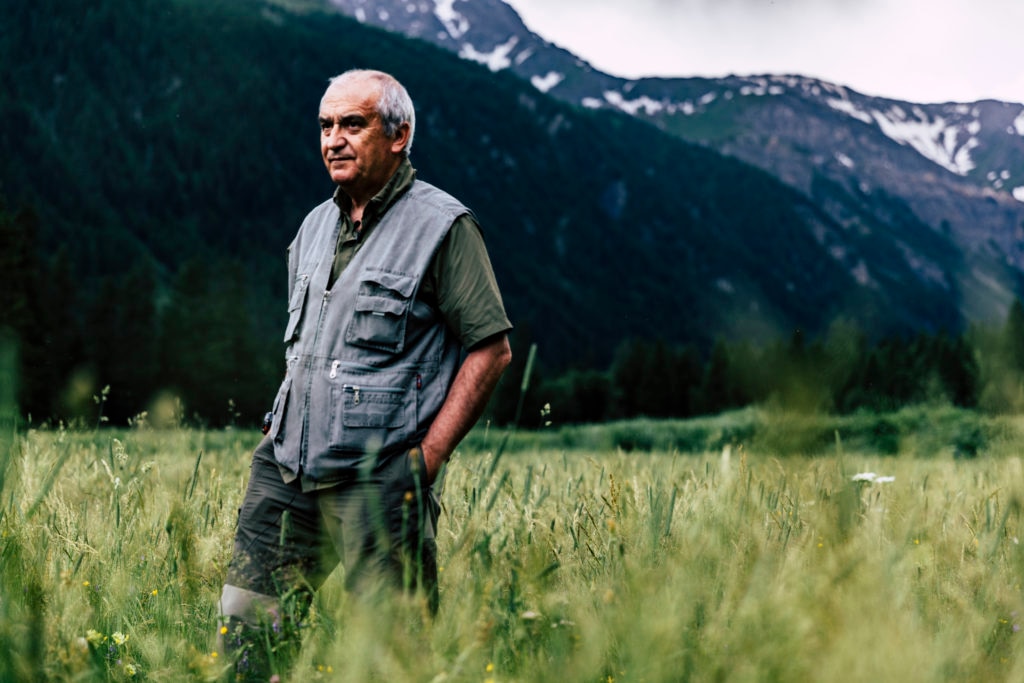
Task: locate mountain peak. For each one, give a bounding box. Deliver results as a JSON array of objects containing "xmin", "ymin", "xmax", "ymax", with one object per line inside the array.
[
  {"xmin": 329, "ymin": 0, "xmax": 1024, "ymax": 188},
  {"xmin": 325, "ymin": 0, "xmax": 1024, "ymax": 323}
]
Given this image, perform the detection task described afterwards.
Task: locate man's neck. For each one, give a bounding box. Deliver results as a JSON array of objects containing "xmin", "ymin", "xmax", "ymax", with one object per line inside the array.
[
  {"xmin": 341, "ymin": 187, "xmax": 375, "ymax": 224},
  {"xmin": 349, "ymin": 203, "xmax": 366, "ymax": 224},
  {"xmin": 336, "ymin": 158, "xmax": 413, "ymax": 225}
]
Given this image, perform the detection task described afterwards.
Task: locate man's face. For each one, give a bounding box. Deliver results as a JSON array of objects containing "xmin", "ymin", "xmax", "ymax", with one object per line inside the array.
[{"xmin": 319, "ymin": 78, "xmax": 409, "ymax": 202}]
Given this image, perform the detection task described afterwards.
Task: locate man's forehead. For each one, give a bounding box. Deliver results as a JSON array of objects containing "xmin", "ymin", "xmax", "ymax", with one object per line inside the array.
[{"xmin": 320, "ymin": 79, "xmax": 380, "ymax": 113}]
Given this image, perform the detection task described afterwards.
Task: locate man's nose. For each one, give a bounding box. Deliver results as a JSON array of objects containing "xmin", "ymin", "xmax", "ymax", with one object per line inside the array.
[{"xmin": 324, "ymin": 126, "xmax": 347, "ymax": 147}]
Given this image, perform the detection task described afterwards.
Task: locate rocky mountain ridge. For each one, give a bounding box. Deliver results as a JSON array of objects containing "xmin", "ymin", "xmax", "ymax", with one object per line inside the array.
[{"xmin": 325, "ymin": 0, "xmax": 1024, "ymax": 323}]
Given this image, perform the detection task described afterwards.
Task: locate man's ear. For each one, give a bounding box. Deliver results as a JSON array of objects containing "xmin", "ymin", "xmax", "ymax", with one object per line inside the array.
[{"xmin": 391, "ymin": 122, "xmax": 412, "ymax": 154}]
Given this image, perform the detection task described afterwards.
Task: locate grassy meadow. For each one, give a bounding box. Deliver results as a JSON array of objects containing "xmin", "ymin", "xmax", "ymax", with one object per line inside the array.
[{"xmin": 2, "ymin": 408, "xmax": 1024, "ymax": 682}]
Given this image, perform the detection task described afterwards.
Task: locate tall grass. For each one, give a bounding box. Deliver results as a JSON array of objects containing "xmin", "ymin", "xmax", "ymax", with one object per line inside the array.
[{"xmin": 2, "ymin": 412, "xmax": 1024, "ymax": 681}]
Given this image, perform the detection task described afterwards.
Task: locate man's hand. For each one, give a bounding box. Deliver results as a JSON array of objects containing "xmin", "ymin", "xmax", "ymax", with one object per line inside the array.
[{"xmin": 420, "ymin": 334, "xmax": 512, "ymax": 483}]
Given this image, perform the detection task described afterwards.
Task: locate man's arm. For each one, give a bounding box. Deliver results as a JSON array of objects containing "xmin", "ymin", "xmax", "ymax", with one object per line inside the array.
[{"xmin": 419, "ymin": 333, "xmax": 512, "ymax": 482}]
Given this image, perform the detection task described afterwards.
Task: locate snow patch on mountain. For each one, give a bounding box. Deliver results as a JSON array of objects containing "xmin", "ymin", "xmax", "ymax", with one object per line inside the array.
[
  {"xmin": 592, "ymin": 76, "xmax": 840, "ymax": 124},
  {"xmin": 1014, "ymin": 187, "xmax": 1024, "ymax": 203},
  {"xmin": 827, "ymin": 97, "xmax": 873, "ymax": 125},
  {"xmin": 513, "ymin": 48, "xmax": 532, "ymax": 67},
  {"xmin": 1014, "ymin": 111, "xmax": 1024, "ymax": 136},
  {"xmin": 826, "ymin": 96, "xmax": 979, "ymax": 175},
  {"xmin": 738, "ymin": 78, "xmax": 786, "ymax": 97},
  {"xmin": 602, "ymin": 91, "xmax": 666, "ymax": 116},
  {"xmin": 597, "ymin": 87, "xmax": 726, "ymax": 118},
  {"xmin": 872, "ymin": 106, "xmax": 979, "ymax": 175},
  {"xmin": 460, "ymin": 36, "xmax": 518, "ymax": 72},
  {"xmin": 434, "ymin": 0, "xmax": 469, "ymax": 39},
  {"xmin": 531, "ymin": 71, "xmax": 563, "ymax": 93},
  {"xmin": 988, "ymin": 170, "xmax": 1013, "ymax": 191}
]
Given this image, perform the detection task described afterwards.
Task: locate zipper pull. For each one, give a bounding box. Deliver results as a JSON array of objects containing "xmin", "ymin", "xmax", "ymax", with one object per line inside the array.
[
  {"xmin": 329, "ymin": 360, "xmax": 341, "ymax": 379},
  {"xmin": 415, "ymin": 373, "xmax": 422, "ymax": 390},
  {"xmin": 353, "ymin": 386, "xmax": 360, "ymax": 405}
]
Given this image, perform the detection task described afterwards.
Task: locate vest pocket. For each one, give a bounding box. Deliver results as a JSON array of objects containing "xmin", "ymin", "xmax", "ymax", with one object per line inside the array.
[
  {"xmin": 283, "ymin": 273, "xmax": 311, "ymax": 343},
  {"xmin": 329, "ymin": 382, "xmax": 413, "ymax": 454},
  {"xmin": 344, "ymin": 269, "xmax": 416, "ymax": 353},
  {"xmin": 270, "ymin": 375, "xmax": 292, "ymax": 444}
]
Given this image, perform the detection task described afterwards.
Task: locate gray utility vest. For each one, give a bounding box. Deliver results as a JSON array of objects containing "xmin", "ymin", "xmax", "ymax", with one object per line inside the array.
[{"xmin": 269, "ymin": 181, "xmax": 468, "ymax": 482}]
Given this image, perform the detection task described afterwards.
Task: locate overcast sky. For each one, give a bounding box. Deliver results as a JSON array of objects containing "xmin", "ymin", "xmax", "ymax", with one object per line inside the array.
[{"xmin": 501, "ymin": 0, "xmax": 1023, "ymax": 104}]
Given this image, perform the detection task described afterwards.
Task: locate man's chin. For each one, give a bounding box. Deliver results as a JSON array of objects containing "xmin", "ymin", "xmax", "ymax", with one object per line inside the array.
[{"xmin": 328, "ymin": 171, "xmax": 354, "ymax": 186}]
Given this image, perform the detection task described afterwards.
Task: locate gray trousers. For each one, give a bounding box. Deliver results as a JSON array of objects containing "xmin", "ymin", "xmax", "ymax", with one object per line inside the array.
[{"xmin": 219, "ymin": 436, "xmax": 441, "ymax": 633}]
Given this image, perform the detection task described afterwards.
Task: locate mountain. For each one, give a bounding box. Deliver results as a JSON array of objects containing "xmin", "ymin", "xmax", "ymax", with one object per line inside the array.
[
  {"xmin": 0, "ymin": 0, "xmax": 1010, "ymax": 422},
  {"xmin": 325, "ymin": 0, "xmax": 1024, "ymax": 325}
]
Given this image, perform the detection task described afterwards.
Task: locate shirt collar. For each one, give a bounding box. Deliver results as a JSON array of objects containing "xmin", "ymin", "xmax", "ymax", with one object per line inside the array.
[{"xmin": 333, "ymin": 158, "xmax": 416, "ymax": 224}]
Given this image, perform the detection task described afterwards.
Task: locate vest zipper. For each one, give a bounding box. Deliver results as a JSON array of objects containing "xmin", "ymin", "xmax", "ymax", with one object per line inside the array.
[
  {"xmin": 342, "ymin": 384, "xmax": 405, "ymax": 405},
  {"xmin": 300, "ymin": 288, "xmax": 334, "ymax": 472},
  {"xmin": 329, "ymin": 359, "xmax": 406, "ymax": 374}
]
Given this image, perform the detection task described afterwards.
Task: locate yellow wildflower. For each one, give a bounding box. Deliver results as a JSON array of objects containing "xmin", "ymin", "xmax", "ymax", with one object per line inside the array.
[
  {"xmin": 111, "ymin": 631, "xmax": 128, "ymax": 646},
  {"xmin": 85, "ymin": 629, "xmax": 104, "ymax": 646}
]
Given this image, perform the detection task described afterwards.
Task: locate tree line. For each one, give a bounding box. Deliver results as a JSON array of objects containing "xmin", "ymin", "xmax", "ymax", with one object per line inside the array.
[
  {"xmin": 1, "ymin": 201, "xmax": 279, "ymax": 428},
  {"xmin": 504, "ymin": 309, "xmax": 1024, "ymax": 429},
  {"xmin": 5, "ymin": 197, "xmax": 1024, "ymax": 430}
]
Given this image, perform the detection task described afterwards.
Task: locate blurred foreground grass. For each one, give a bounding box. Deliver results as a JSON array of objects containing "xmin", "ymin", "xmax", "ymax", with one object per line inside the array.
[{"xmin": 2, "ymin": 409, "xmax": 1024, "ymax": 682}]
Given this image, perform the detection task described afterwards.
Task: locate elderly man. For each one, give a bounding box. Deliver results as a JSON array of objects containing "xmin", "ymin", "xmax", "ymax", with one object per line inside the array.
[{"xmin": 218, "ymin": 68, "xmax": 512, "ymax": 678}]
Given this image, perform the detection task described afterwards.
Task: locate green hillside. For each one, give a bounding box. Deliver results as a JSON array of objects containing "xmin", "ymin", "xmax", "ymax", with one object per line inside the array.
[{"xmin": 1, "ymin": 0, "xmax": 933, "ymax": 425}]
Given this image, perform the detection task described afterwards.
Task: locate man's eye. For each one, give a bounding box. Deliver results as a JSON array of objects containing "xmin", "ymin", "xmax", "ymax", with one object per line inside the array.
[{"xmin": 320, "ymin": 119, "xmax": 365, "ymax": 134}]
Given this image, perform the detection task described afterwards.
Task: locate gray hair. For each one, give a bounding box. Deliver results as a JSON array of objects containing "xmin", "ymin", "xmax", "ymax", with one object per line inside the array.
[{"xmin": 325, "ymin": 69, "xmax": 416, "ymax": 155}]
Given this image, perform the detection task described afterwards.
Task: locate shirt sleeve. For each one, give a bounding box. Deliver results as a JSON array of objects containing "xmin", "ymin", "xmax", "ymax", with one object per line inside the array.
[{"xmin": 430, "ymin": 214, "xmax": 513, "ymax": 350}]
